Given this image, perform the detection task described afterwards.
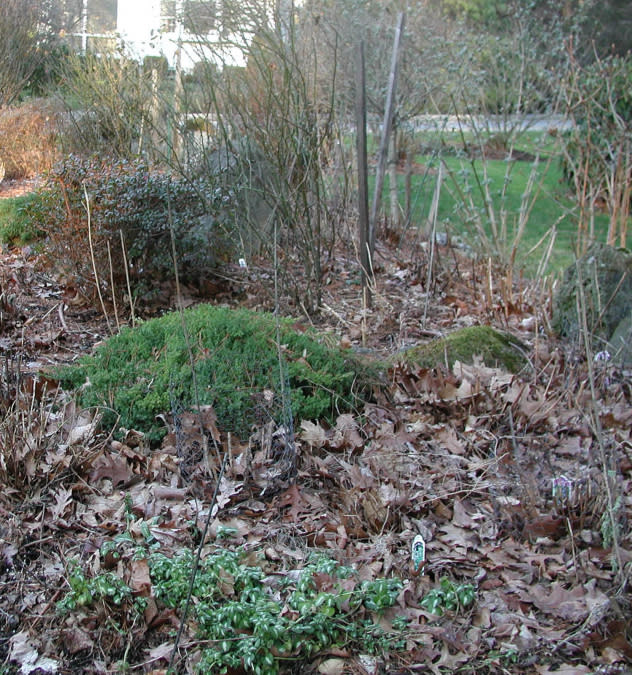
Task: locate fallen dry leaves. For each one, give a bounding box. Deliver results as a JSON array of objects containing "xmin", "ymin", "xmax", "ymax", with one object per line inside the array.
[{"xmin": 0, "ymin": 235, "xmax": 631, "ymax": 674}]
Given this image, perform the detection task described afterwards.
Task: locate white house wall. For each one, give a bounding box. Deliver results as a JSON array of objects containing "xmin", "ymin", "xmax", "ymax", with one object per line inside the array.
[
  {"xmin": 116, "ymin": 0, "xmax": 161, "ymax": 53},
  {"xmin": 115, "ymin": 0, "xmax": 248, "ymax": 70}
]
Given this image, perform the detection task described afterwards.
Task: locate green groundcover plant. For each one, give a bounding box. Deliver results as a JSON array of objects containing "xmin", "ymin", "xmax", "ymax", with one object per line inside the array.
[
  {"xmin": 420, "ymin": 577, "xmax": 476, "ymax": 616},
  {"xmin": 57, "ymin": 543, "xmax": 406, "ymax": 675},
  {"xmin": 55, "ymin": 523, "xmax": 479, "ymax": 674},
  {"xmin": 152, "ymin": 549, "xmax": 404, "ymax": 673},
  {"xmin": 57, "ymin": 304, "xmax": 373, "ymax": 441}
]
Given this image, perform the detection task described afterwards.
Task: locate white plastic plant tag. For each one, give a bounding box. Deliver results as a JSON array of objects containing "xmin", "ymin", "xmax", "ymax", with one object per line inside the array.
[{"xmin": 411, "ymin": 534, "xmax": 426, "ymax": 575}]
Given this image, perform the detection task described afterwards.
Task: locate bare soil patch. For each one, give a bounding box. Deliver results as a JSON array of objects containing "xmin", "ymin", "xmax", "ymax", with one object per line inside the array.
[{"xmin": 0, "ymin": 177, "xmax": 43, "ymax": 200}]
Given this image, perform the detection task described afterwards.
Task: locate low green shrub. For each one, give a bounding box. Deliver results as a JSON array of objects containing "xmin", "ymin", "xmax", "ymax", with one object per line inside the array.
[
  {"xmin": 57, "ymin": 304, "xmax": 371, "ymax": 441},
  {"xmin": 33, "ymin": 155, "xmax": 232, "ymax": 306}
]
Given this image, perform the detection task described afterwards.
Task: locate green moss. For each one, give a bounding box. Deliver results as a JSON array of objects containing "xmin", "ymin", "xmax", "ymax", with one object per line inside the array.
[
  {"xmin": 57, "ymin": 305, "xmax": 372, "ymax": 441},
  {"xmin": 395, "ymin": 325, "xmax": 528, "ymax": 373}
]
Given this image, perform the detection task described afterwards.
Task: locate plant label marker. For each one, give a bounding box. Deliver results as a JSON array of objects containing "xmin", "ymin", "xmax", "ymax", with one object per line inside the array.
[{"xmin": 411, "ymin": 534, "xmax": 426, "ymax": 576}]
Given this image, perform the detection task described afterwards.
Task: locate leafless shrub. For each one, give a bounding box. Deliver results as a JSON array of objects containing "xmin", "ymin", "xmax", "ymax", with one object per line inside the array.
[
  {"xmin": 560, "ymin": 50, "xmax": 631, "ymax": 252},
  {"xmin": 56, "ymin": 51, "xmax": 153, "ymax": 160},
  {"xmin": 173, "ymin": 5, "xmax": 346, "ymax": 314},
  {"xmin": 0, "ymin": 99, "xmax": 61, "ymax": 179}
]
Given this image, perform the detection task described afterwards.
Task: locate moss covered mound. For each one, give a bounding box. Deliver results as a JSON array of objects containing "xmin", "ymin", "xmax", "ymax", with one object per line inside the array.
[
  {"xmin": 59, "ymin": 305, "xmax": 370, "ymax": 441},
  {"xmin": 395, "ymin": 325, "xmax": 528, "ymax": 373}
]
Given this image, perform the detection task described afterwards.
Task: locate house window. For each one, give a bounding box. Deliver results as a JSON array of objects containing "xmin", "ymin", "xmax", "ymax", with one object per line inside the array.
[
  {"xmin": 60, "ymin": 0, "xmax": 117, "ymax": 34},
  {"xmin": 160, "ymin": 0, "xmax": 176, "ymax": 32},
  {"xmin": 60, "ymin": 0, "xmax": 83, "ymax": 31},
  {"xmin": 184, "ymin": 1, "xmax": 217, "ymax": 34},
  {"xmin": 160, "ymin": 0, "xmax": 217, "ymax": 34},
  {"xmin": 218, "ymin": 0, "xmax": 240, "ymax": 34},
  {"xmin": 87, "ymin": 0, "xmax": 117, "ymax": 33}
]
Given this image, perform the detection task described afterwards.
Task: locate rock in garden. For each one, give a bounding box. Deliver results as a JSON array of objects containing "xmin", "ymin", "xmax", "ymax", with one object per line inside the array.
[{"xmin": 553, "ymin": 242, "xmax": 632, "ymax": 367}]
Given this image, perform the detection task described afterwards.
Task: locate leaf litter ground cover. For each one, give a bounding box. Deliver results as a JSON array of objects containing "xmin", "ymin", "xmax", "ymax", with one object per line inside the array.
[{"xmin": 0, "ymin": 229, "xmax": 631, "ymax": 674}]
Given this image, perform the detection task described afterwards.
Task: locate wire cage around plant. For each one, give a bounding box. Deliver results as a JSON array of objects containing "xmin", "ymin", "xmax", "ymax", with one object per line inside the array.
[{"xmin": 56, "ymin": 304, "xmax": 373, "ymax": 445}]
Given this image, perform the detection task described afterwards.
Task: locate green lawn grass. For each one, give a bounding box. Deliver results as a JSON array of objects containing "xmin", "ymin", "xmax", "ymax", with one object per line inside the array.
[
  {"xmin": 0, "ymin": 192, "xmax": 45, "ymax": 245},
  {"xmin": 373, "ymin": 131, "xmax": 629, "ymax": 276}
]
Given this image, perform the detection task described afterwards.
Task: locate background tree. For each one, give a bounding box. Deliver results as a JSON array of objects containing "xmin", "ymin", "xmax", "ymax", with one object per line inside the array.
[
  {"xmin": 434, "ymin": 0, "xmax": 507, "ymax": 25},
  {"xmin": 560, "ymin": 51, "xmax": 632, "ymax": 250},
  {"xmin": 296, "ymin": 0, "xmax": 452, "ymax": 123},
  {"xmin": 581, "ymin": 0, "xmax": 632, "ymax": 58},
  {"xmin": 0, "ymin": 0, "xmax": 60, "ymax": 107},
  {"xmin": 462, "ymin": 0, "xmax": 573, "ymax": 139}
]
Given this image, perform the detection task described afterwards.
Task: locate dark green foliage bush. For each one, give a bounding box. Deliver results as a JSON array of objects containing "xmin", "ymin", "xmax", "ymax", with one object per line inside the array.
[
  {"xmin": 35, "ymin": 156, "xmax": 231, "ymax": 305},
  {"xmin": 552, "ymin": 242, "xmax": 632, "ymax": 347},
  {"xmin": 58, "ymin": 304, "xmax": 369, "ymax": 441}
]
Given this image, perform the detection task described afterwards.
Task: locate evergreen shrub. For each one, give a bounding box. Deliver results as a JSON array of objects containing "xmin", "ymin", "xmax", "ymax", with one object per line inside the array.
[
  {"xmin": 34, "ymin": 156, "xmax": 231, "ymax": 305},
  {"xmin": 58, "ymin": 304, "xmax": 371, "ymax": 441}
]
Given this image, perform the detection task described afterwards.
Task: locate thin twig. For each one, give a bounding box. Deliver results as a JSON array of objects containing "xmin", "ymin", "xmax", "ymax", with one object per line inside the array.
[
  {"xmin": 119, "ymin": 229, "xmax": 136, "ymax": 327},
  {"xmin": 106, "ymin": 240, "xmax": 120, "ymax": 331},
  {"xmin": 83, "ymin": 183, "xmax": 113, "ymax": 335},
  {"xmin": 168, "ymin": 444, "xmax": 229, "ymax": 672},
  {"xmin": 57, "ymin": 303, "xmax": 68, "ymax": 333}
]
